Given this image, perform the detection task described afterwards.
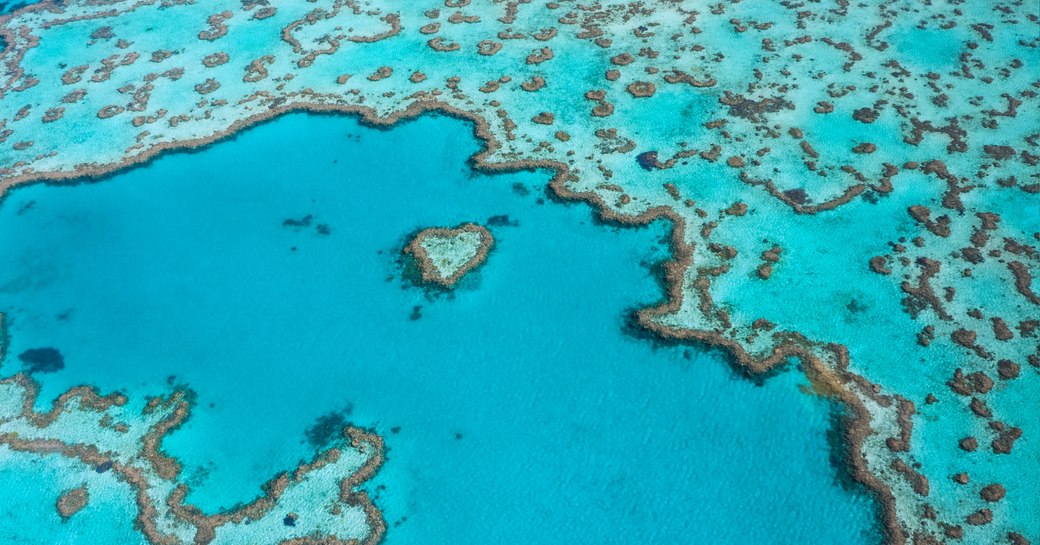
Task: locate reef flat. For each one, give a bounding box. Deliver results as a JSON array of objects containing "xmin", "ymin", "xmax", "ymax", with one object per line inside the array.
[
  {"xmin": 0, "ymin": 373, "xmax": 384, "ymax": 545},
  {"xmin": 0, "ymin": 1, "xmax": 1037, "ymax": 544},
  {"xmin": 404, "ymin": 223, "xmax": 493, "ymax": 287}
]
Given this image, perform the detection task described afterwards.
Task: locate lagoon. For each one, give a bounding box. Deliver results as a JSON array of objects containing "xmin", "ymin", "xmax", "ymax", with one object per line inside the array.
[{"xmin": 0, "ymin": 112, "xmax": 879, "ymax": 544}]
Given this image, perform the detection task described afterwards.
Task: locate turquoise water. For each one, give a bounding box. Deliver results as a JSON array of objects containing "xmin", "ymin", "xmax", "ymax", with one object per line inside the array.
[
  {"xmin": 0, "ymin": 447, "xmax": 145, "ymax": 545},
  {"xmin": 0, "ymin": 113, "xmax": 879, "ymax": 543}
]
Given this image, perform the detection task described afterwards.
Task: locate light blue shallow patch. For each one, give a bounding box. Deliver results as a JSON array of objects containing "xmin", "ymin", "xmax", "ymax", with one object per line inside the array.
[
  {"xmin": 0, "ymin": 447, "xmax": 145, "ymax": 545},
  {"xmin": 0, "ymin": 113, "xmax": 880, "ymax": 544}
]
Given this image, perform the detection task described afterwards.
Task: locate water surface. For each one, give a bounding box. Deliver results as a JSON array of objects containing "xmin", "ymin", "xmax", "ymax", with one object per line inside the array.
[{"xmin": 0, "ymin": 113, "xmax": 880, "ymax": 544}]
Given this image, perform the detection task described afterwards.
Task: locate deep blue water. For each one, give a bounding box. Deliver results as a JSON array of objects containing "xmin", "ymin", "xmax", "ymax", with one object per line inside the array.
[{"xmin": 0, "ymin": 113, "xmax": 880, "ymax": 544}]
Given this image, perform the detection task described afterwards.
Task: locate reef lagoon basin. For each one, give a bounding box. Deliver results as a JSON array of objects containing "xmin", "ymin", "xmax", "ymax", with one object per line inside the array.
[{"xmin": 0, "ymin": 113, "xmax": 878, "ymax": 544}]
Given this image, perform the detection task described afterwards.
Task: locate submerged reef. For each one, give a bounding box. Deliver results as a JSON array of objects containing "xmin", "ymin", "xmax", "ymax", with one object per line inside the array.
[
  {"xmin": 55, "ymin": 485, "xmax": 89, "ymax": 519},
  {"xmin": 404, "ymin": 223, "xmax": 494, "ymax": 288},
  {"xmin": 17, "ymin": 346, "xmax": 64, "ymax": 373},
  {"xmin": 0, "ymin": 374, "xmax": 385, "ymax": 545},
  {"xmin": 0, "ymin": 1, "xmax": 1037, "ymax": 543}
]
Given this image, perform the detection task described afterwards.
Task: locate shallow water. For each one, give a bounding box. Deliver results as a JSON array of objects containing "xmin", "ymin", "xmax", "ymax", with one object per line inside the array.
[{"xmin": 0, "ymin": 112, "xmax": 880, "ymax": 544}]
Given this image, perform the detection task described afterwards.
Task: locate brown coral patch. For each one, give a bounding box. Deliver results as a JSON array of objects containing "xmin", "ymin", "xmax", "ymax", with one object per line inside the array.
[
  {"xmin": 521, "ymin": 76, "xmax": 545, "ymax": 92},
  {"xmin": 368, "ymin": 66, "xmax": 393, "ymax": 82},
  {"xmin": 56, "ymin": 486, "xmax": 89, "ymax": 519},
  {"xmin": 477, "ymin": 40, "xmax": 502, "ymax": 56},
  {"xmin": 403, "ymin": 224, "xmax": 494, "ymax": 288},
  {"xmin": 202, "ymin": 52, "xmax": 229, "ymax": 68},
  {"xmin": 532, "ymin": 112, "xmax": 554, "ymax": 125},
  {"xmin": 979, "ymin": 483, "xmax": 1005, "ymax": 502},
  {"xmin": 626, "ymin": 81, "xmax": 656, "ymax": 98}
]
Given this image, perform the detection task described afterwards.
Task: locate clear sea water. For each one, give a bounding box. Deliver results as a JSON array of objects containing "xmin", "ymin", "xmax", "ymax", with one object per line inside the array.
[{"xmin": 0, "ymin": 113, "xmax": 880, "ymax": 543}]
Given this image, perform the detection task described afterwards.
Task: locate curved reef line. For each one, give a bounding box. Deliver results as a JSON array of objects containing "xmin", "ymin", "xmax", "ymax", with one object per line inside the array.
[
  {"xmin": 0, "ymin": 372, "xmax": 386, "ymax": 545},
  {"xmin": 0, "ymin": 94, "xmax": 910, "ymax": 543},
  {"xmin": 403, "ymin": 223, "xmax": 494, "ymax": 288},
  {"xmin": 3, "ymin": 0, "xmax": 1027, "ymax": 219}
]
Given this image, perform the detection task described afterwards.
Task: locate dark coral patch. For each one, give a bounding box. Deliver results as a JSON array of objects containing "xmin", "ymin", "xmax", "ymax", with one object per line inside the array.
[
  {"xmin": 486, "ymin": 215, "xmax": 518, "ymax": 227},
  {"xmin": 636, "ymin": 151, "xmax": 659, "ymax": 171},
  {"xmin": 282, "ymin": 214, "xmax": 313, "ymax": 228},
  {"xmin": 782, "ymin": 188, "xmax": 809, "ymax": 205},
  {"xmin": 18, "ymin": 347, "xmax": 65, "ymax": 373},
  {"xmin": 304, "ymin": 407, "xmax": 353, "ymax": 448}
]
